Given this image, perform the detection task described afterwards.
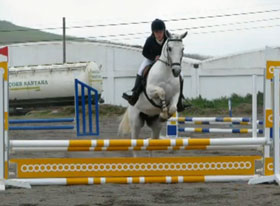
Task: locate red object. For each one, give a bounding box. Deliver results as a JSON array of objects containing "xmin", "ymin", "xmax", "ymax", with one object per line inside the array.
[{"xmin": 0, "ymin": 46, "xmax": 8, "ymax": 57}]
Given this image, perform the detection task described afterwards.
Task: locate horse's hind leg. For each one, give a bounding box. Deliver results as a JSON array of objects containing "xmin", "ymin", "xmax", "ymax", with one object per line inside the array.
[
  {"xmin": 130, "ymin": 110, "xmax": 144, "ymax": 157},
  {"xmin": 149, "ymin": 118, "xmax": 162, "ymax": 140},
  {"xmin": 147, "ymin": 117, "xmax": 163, "ymax": 157}
]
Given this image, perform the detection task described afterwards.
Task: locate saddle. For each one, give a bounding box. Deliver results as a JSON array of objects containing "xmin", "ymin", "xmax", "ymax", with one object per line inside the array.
[
  {"xmin": 142, "ymin": 64, "xmax": 154, "ymax": 79},
  {"xmin": 141, "ymin": 63, "xmax": 154, "ymax": 87},
  {"xmin": 142, "ymin": 64, "xmax": 153, "ymax": 79},
  {"xmin": 140, "ymin": 63, "xmax": 163, "ymax": 108}
]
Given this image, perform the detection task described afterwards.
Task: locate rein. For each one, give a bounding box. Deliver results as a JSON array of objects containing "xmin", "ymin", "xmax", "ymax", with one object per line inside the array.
[{"xmin": 143, "ymin": 87, "xmax": 162, "ymax": 108}]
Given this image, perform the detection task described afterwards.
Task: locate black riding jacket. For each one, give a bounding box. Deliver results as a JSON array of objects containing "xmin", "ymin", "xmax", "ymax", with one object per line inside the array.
[{"xmin": 142, "ymin": 32, "xmax": 168, "ymax": 61}]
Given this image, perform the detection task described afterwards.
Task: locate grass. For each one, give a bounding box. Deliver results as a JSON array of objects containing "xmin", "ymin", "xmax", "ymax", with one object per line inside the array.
[
  {"xmin": 182, "ymin": 92, "xmax": 263, "ymax": 116},
  {"xmin": 12, "ymin": 93, "xmax": 263, "ymax": 118}
]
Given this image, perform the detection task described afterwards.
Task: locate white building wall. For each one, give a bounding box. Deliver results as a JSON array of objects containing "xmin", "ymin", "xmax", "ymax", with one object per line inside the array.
[
  {"xmin": 4, "ymin": 42, "xmax": 280, "ymax": 106},
  {"xmin": 202, "ymin": 49, "xmax": 266, "ymax": 69},
  {"xmin": 194, "ymin": 47, "xmax": 280, "ymax": 100}
]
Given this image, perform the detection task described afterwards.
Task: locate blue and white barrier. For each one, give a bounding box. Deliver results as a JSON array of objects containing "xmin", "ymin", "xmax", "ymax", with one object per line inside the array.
[
  {"xmin": 75, "ymin": 79, "xmax": 99, "ymax": 136},
  {"xmin": 9, "ymin": 125, "xmax": 75, "ymax": 130},
  {"xmin": 169, "ymin": 116, "xmax": 263, "ymax": 124},
  {"xmin": 167, "ymin": 113, "xmax": 263, "ymax": 138},
  {"xmin": 182, "ymin": 121, "xmax": 263, "ymax": 125},
  {"xmin": 9, "ymin": 118, "xmax": 74, "ymax": 124},
  {"xmin": 9, "ymin": 79, "xmax": 99, "ymax": 136},
  {"xmin": 178, "ymin": 127, "xmax": 263, "ymax": 134}
]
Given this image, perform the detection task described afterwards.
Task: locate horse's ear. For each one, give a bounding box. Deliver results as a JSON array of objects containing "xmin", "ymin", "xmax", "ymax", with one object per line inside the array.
[
  {"xmin": 165, "ymin": 30, "xmax": 171, "ymax": 38},
  {"xmin": 180, "ymin": 31, "xmax": 188, "ymax": 39}
]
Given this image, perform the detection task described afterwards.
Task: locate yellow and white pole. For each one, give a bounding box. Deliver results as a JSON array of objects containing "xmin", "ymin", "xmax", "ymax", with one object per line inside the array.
[
  {"xmin": 249, "ymin": 59, "xmax": 280, "ymax": 185},
  {"xmin": 0, "ymin": 48, "xmax": 30, "ymax": 190},
  {"xmin": 0, "ymin": 64, "xmax": 4, "ymax": 189},
  {"xmin": 0, "ymin": 61, "xmax": 8, "ymax": 190}
]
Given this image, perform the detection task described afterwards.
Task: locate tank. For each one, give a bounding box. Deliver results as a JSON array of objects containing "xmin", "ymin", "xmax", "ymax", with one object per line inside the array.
[{"xmin": 9, "ymin": 61, "xmax": 103, "ymax": 106}]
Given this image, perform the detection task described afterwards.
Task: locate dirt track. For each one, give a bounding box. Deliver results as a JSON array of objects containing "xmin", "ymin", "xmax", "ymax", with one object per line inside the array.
[{"xmin": 1, "ymin": 115, "xmax": 280, "ymax": 206}]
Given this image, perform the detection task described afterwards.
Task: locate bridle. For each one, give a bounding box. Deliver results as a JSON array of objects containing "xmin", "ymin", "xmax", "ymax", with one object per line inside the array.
[{"xmin": 158, "ymin": 38, "xmax": 183, "ymax": 69}]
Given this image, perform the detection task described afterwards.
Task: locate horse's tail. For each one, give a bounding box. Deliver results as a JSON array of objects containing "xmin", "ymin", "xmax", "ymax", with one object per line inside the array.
[{"xmin": 118, "ymin": 108, "xmax": 131, "ymax": 136}]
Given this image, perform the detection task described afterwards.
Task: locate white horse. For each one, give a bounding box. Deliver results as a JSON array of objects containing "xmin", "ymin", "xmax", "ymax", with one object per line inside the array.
[{"xmin": 119, "ymin": 31, "xmax": 188, "ymax": 140}]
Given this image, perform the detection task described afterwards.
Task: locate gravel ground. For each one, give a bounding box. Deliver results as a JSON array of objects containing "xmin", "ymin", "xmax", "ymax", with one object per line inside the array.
[{"xmin": 1, "ymin": 115, "xmax": 280, "ymax": 206}]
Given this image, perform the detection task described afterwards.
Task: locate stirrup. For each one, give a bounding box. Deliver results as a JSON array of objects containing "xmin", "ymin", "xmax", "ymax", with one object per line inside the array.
[
  {"xmin": 122, "ymin": 93, "xmax": 132, "ymax": 101},
  {"xmin": 122, "ymin": 93, "xmax": 138, "ymax": 106},
  {"xmin": 177, "ymin": 104, "xmax": 185, "ymax": 112},
  {"xmin": 177, "ymin": 101, "xmax": 192, "ymax": 112}
]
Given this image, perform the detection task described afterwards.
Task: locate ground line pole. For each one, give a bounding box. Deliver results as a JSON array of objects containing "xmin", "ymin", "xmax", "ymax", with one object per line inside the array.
[{"xmin": 252, "ymin": 74, "xmax": 257, "ymax": 138}]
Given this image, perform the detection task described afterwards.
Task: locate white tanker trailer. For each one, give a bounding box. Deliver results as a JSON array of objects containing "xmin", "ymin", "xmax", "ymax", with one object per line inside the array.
[{"xmin": 9, "ymin": 61, "xmax": 103, "ymax": 107}]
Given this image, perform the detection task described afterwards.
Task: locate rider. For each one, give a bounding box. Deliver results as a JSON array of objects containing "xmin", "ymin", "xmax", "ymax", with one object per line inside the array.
[{"xmin": 122, "ymin": 18, "xmax": 186, "ymax": 112}]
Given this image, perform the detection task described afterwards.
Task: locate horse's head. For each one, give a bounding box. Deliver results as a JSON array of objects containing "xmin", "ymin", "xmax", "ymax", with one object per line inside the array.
[{"xmin": 162, "ymin": 31, "xmax": 188, "ymax": 77}]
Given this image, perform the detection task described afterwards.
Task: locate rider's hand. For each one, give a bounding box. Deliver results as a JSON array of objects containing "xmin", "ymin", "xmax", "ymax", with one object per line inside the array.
[{"xmin": 155, "ymin": 56, "xmax": 160, "ymax": 60}]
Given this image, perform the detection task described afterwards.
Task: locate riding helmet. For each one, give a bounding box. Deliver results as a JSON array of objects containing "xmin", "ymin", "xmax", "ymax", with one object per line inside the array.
[{"xmin": 151, "ymin": 19, "xmax": 166, "ymax": 32}]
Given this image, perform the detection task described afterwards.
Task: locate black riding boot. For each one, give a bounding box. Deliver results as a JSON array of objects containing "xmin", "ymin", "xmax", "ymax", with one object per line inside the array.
[
  {"xmin": 177, "ymin": 77, "xmax": 185, "ymax": 112},
  {"xmin": 122, "ymin": 75, "xmax": 143, "ymax": 105}
]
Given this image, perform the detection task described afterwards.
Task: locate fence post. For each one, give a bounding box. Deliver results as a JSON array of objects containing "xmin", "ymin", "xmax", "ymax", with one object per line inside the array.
[
  {"xmin": 252, "ymin": 75, "xmax": 257, "ymax": 138},
  {"xmin": 0, "ymin": 60, "xmax": 31, "ymax": 190},
  {"xmin": 166, "ymin": 112, "xmax": 178, "ymax": 138},
  {"xmin": 0, "ymin": 68, "xmax": 4, "ymax": 190}
]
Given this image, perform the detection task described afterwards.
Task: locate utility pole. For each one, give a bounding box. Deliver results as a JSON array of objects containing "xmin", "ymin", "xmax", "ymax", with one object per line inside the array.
[{"xmin": 63, "ymin": 17, "xmax": 66, "ymax": 63}]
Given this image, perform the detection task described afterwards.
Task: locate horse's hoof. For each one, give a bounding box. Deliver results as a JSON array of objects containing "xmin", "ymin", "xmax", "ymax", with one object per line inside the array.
[
  {"xmin": 169, "ymin": 106, "xmax": 177, "ymax": 115},
  {"xmin": 159, "ymin": 117, "xmax": 167, "ymax": 122},
  {"xmin": 160, "ymin": 113, "xmax": 168, "ymax": 120}
]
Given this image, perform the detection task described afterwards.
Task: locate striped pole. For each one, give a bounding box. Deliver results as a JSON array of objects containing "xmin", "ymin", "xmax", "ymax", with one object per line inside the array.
[
  {"xmin": 0, "ymin": 63, "xmax": 5, "ymax": 190},
  {"xmin": 9, "ymin": 118, "xmax": 74, "ymax": 124},
  {"xmin": 9, "ymin": 175, "xmax": 256, "ymax": 185},
  {"xmin": 170, "ymin": 117, "xmax": 252, "ymax": 123},
  {"xmin": 178, "ymin": 128, "xmax": 263, "ymax": 134},
  {"xmin": 182, "ymin": 121, "xmax": 263, "ymax": 125},
  {"xmin": 9, "ymin": 125, "xmax": 74, "ymax": 130},
  {"xmin": 11, "ymin": 145, "xmax": 262, "ymax": 152},
  {"xmin": 1, "ymin": 61, "xmax": 8, "ymax": 181},
  {"xmin": 9, "ymin": 138, "xmax": 267, "ymax": 148}
]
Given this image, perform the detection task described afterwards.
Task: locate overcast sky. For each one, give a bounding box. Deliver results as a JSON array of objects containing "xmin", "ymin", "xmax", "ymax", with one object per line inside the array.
[{"xmin": 0, "ymin": 0, "xmax": 280, "ymax": 56}]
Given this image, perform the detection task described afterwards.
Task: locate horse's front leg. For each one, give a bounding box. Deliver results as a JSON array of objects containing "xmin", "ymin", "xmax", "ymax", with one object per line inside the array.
[
  {"xmin": 147, "ymin": 85, "xmax": 168, "ymax": 120},
  {"xmin": 168, "ymin": 92, "xmax": 180, "ymax": 117}
]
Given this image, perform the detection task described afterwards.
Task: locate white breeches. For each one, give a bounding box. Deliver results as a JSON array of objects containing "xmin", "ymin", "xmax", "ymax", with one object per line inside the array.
[{"xmin": 137, "ymin": 58, "xmax": 154, "ymax": 76}]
